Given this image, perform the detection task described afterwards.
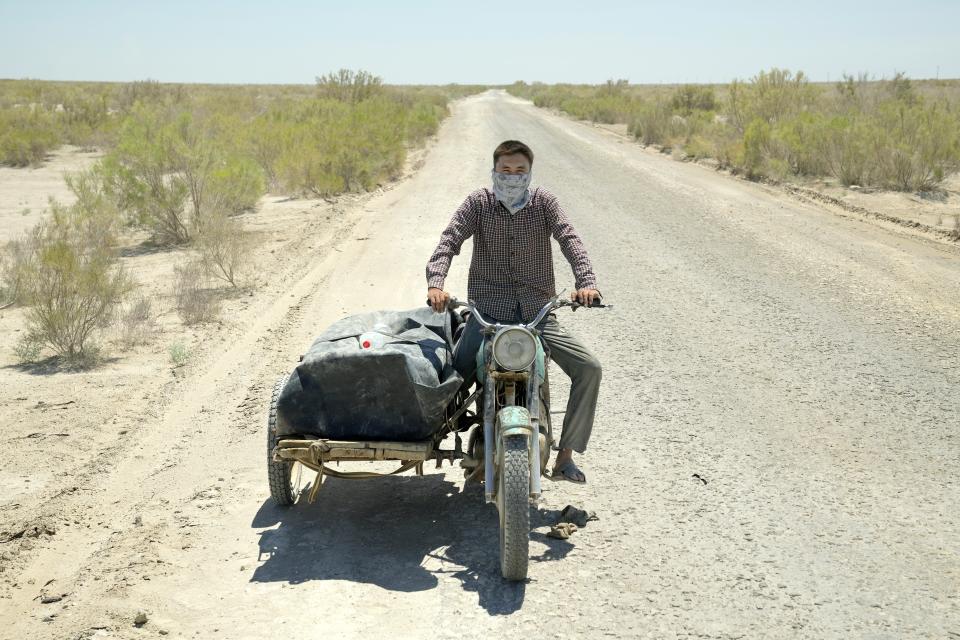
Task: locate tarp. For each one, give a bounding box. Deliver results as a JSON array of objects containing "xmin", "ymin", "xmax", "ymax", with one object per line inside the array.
[{"xmin": 275, "ymin": 307, "xmax": 464, "ymax": 441}]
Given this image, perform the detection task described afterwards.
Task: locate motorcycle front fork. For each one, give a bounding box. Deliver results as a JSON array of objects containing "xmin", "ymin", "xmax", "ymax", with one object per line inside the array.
[{"xmin": 483, "ymin": 376, "xmax": 542, "ymax": 504}]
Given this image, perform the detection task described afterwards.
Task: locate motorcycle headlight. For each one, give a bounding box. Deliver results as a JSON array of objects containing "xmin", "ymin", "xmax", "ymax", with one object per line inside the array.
[{"xmin": 491, "ymin": 326, "xmax": 537, "ymax": 371}]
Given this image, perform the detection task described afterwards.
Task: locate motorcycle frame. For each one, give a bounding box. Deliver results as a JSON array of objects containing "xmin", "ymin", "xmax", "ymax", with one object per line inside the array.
[{"xmin": 478, "ymin": 323, "xmax": 544, "ymax": 505}]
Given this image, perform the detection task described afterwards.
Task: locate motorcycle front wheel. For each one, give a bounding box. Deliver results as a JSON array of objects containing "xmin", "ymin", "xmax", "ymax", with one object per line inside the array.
[{"xmin": 498, "ymin": 434, "xmax": 530, "ymax": 580}]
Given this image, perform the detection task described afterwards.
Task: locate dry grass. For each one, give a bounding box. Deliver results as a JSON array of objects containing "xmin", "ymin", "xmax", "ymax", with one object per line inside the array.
[
  {"xmin": 115, "ymin": 293, "xmax": 160, "ymax": 348},
  {"xmin": 173, "ymin": 259, "xmax": 220, "ymax": 325}
]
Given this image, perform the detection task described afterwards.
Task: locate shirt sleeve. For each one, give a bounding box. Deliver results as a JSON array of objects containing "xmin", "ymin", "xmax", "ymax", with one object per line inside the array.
[
  {"xmin": 545, "ymin": 193, "xmax": 598, "ymax": 291},
  {"xmin": 426, "ymin": 193, "xmax": 479, "ymax": 290}
]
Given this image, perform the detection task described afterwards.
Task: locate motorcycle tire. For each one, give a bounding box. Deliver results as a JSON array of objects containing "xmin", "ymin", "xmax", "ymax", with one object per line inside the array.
[{"xmin": 498, "ymin": 434, "xmax": 530, "ymax": 581}]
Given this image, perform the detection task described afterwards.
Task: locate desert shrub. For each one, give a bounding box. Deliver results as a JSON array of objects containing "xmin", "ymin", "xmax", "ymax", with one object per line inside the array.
[
  {"xmin": 115, "ymin": 79, "xmax": 173, "ymax": 113},
  {"xmin": 580, "ymin": 94, "xmax": 640, "ymax": 124},
  {"xmin": 195, "ymin": 209, "xmax": 248, "ymax": 288},
  {"xmin": 105, "ymin": 106, "xmax": 265, "ymax": 243},
  {"xmin": 886, "ymin": 72, "xmax": 916, "ymax": 104},
  {"xmin": 168, "ymin": 341, "xmax": 190, "ymax": 367},
  {"xmin": 871, "ymin": 99, "xmax": 960, "ymax": 191},
  {"xmin": 101, "ymin": 110, "xmax": 192, "ymax": 244},
  {"xmin": 728, "ymin": 69, "xmax": 821, "ymax": 132},
  {"xmin": 60, "ymin": 90, "xmax": 113, "ymax": 149},
  {"xmin": 741, "ymin": 119, "xmax": 771, "ymax": 178},
  {"xmin": 402, "ymin": 100, "xmax": 445, "ymax": 143},
  {"xmin": 11, "ymin": 176, "xmax": 130, "ymax": 362},
  {"xmin": 817, "ymin": 115, "xmax": 876, "ymax": 186},
  {"xmin": 772, "ymin": 112, "xmax": 832, "ymax": 176},
  {"xmin": 0, "ymin": 108, "xmax": 61, "ymax": 166},
  {"xmin": 256, "ymin": 92, "xmax": 427, "ymax": 196},
  {"xmin": 723, "ymin": 70, "xmax": 960, "ymax": 188},
  {"xmin": 681, "ymin": 134, "xmax": 716, "ymax": 160},
  {"xmin": 0, "ymin": 77, "xmax": 478, "ymax": 181},
  {"xmin": 0, "ymin": 238, "xmax": 33, "ymax": 306},
  {"xmin": 13, "ymin": 334, "xmax": 44, "ymax": 363},
  {"xmin": 116, "ymin": 293, "xmax": 160, "ymax": 348},
  {"xmin": 513, "ymin": 72, "xmax": 960, "ymax": 191},
  {"xmin": 0, "ymin": 250, "xmax": 11, "ymax": 307},
  {"xmin": 316, "ymin": 69, "xmax": 383, "ymax": 103},
  {"xmin": 207, "ymin": 156, "xmax": 265, "ymax": 214},
  {"xmin": 835, "ymin": 73, "xmax": 873, "ymax": 110},
  {"xmin": 245, "ymin": 112, "xmax": 292, "ymax": 191},
  {"xmin": 670, "ymin": 85, "xmax": 717, "ymax": 113},
  {"xmin": 173, "ymin": 259, "xmax": 219, "ymax": 324},
  {"xmin": 629, "ymin": 102, "xmax": 673, "ymax": 146},
  {"xmin": 714, "ymin": 133, "xmax": 746, "ymax": 171}
]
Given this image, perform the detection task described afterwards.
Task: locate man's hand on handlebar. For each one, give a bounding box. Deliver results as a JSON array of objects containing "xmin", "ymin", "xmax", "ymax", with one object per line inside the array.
[
  {"xmin": 428, "ymin": 287, "xmax": 451, "ymax": 313},
  {"xmin": 571, "ymin": 288, "xmax": 601, "ymax": 306}
]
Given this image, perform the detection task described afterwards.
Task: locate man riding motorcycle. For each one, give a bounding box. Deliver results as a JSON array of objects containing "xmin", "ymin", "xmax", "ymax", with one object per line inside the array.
[{"xmin": 425, "ymin": 140, "xmax": 602, "ymax": 483}]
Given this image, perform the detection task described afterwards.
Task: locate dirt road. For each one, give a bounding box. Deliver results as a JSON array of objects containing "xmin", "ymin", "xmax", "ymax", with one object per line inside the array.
[{"xmin": 2, "ymin": 90, "xmax": 959, "ymax": 639}]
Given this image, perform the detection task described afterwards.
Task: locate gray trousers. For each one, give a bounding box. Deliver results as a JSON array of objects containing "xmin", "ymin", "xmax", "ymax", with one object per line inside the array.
[{"xmin": 452, "ymin": 310, "xmax": 602, "ymax": 454}]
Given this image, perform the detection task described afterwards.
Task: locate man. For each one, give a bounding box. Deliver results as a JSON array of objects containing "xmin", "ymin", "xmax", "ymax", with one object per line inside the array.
[{"xmin": 425, "ymin": 139, "xmax": 602, "ymax": 483}]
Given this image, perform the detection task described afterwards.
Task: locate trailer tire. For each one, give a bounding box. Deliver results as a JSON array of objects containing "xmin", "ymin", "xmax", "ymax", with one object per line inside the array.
[{"xmin": 267, "ymin": 373, "xmax": 296, "ymax": 506}]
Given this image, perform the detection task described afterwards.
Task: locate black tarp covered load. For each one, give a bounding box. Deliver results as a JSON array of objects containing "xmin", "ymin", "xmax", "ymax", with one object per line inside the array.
[{"xmin": 275, "ymin": 307, "xmax": 463, "ymax": 441}]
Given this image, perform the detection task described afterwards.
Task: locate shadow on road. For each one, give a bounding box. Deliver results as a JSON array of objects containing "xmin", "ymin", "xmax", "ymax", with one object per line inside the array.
[
  {"xmin": 2, "ymin": 355, "xmax": 122, "ymax": 375},
  {"xmin": 250, "ymin": 472, "xmax": 572, "ymax": 615}
]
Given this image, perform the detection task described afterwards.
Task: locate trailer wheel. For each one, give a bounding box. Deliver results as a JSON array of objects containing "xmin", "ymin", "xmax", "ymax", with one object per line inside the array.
[
  {"xmin": 498, "ymin": 434, "xmax": 530, "ymax": 581},
  {"xmin": 267, "ymin": 374, "xmax": 298, "ymax": 506}
]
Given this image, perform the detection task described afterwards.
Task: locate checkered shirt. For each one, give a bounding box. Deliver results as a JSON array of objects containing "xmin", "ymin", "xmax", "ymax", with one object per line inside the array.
[{"xmin": 426, "ymin": 186, "xmax": 598, "ymax": 323}]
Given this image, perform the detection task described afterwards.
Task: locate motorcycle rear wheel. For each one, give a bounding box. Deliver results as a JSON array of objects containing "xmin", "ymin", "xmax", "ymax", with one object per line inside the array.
[{"xmin": 498, "ymin": 434, "xmax": 530, "ymax": 581}]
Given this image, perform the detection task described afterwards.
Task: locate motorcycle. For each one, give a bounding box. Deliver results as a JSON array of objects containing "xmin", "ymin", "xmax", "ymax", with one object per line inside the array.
[{"xmin": 267, "ymin": 294, "xmax": 609, "ymax": 581}]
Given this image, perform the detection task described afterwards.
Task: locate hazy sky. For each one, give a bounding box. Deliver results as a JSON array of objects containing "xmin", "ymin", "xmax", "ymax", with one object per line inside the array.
[{"xmin": 1, "ymin": 0, "xmax": 957, "ymax": 85}]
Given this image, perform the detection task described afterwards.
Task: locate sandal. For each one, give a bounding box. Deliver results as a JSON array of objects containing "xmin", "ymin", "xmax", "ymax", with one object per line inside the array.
[
  {"xmin": 550, "ymin": 460, "xmax": 587, "ymax": 484},
  {"xmin": 558, "ymin": 504, "xmax": 598, "ymax": 528}
]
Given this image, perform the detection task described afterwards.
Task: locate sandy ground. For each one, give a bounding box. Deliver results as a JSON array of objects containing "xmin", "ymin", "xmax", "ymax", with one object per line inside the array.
[
  {"xmin": 0, "ymin": 146, "xmax": 102, "ymax": 243},
  {"xmin": 1, "ymin": 91, "xmax": 958, "ymax": 639}
]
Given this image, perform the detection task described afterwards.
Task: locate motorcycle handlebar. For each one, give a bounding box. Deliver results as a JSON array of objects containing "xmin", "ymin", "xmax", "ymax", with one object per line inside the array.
[{"xmin": 428, "ymin": 295, "xmax": 611, "ymax": 330}]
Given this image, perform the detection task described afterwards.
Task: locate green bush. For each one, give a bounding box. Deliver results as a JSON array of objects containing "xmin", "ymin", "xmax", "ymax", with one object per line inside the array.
[
  {"xmin": 316, "ymin": 69, "xmax": 384, "ymax": 103},
  {"xmin": 682, "ymin": 134, "xmax": 716, "ymax": 160},
  {"xmin": 819, "ymin": 115, "xmax": 875, "ymax": 186},
  {"xmin": 0, "ymin": 108, "xmax": 61, "ymax": 166},
  {"xmin": 516, "ymin": 71, "xmax": 960, "ymax": 191},
  {"xmin": 872, "ymin": 99, "xmax": 960, "ymax": 190},
  {"xmin": 670, "ymin": 85, "xmax": 717, "ymax": 113},
  {"xmin": 101, "ymin": 109, "xmax": 193, "ymax": 244},
  {"xmin": 252, "ymin": 88, "xmax": 447, "ymax": 196},
  {"xmin": 629, "ymin": 102, "xmax": 686, "ymax": 147},
  {"xmin": 10, "ymin": 171, "xmax": 131, "ymax": 362},
  {"xmin": 1, "ymin": 237, "xmax": 33, "ymax": 306},
  {"xmin": 728, "ymin": 69, "xmax": 820, "ymax": 132},
  {"xmin": 168, "ymin": 341, "xmax": 190, "ymax": 367},
  {"xmin": 0, "ymin": 76, "xmax": 482, "ymax": 179},
  {"xmin": 104, "ymin": 105, "xmax": 265, "ymax": 244},
  {"xmin": 207, "ymin": 156, "xmax": 265, "ymax": 214}
]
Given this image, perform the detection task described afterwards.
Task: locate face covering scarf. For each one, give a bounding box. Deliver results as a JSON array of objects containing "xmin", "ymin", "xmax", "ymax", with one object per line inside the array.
[{"xmin": 491, "ymin": 170, "xmax": 532, "ymax": 214}]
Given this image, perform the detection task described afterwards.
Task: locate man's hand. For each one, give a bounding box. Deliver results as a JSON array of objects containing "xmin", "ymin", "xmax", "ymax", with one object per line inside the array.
[
  {"xmin": 571, "ymin": 288, "xmax": 601, "ymax": 306},
  {"xmin": 428, "ymin": 287, "xmax": 451, "ymax": 313}
]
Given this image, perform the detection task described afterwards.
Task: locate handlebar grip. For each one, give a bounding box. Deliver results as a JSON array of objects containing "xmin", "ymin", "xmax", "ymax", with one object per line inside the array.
[
  {"xmin": 570, "ymin": 297, "xmax": 609, "ymax": 311},
  {"xmin": 426, "ymin": 296, "xmax": 461, "ymax": 311}
]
